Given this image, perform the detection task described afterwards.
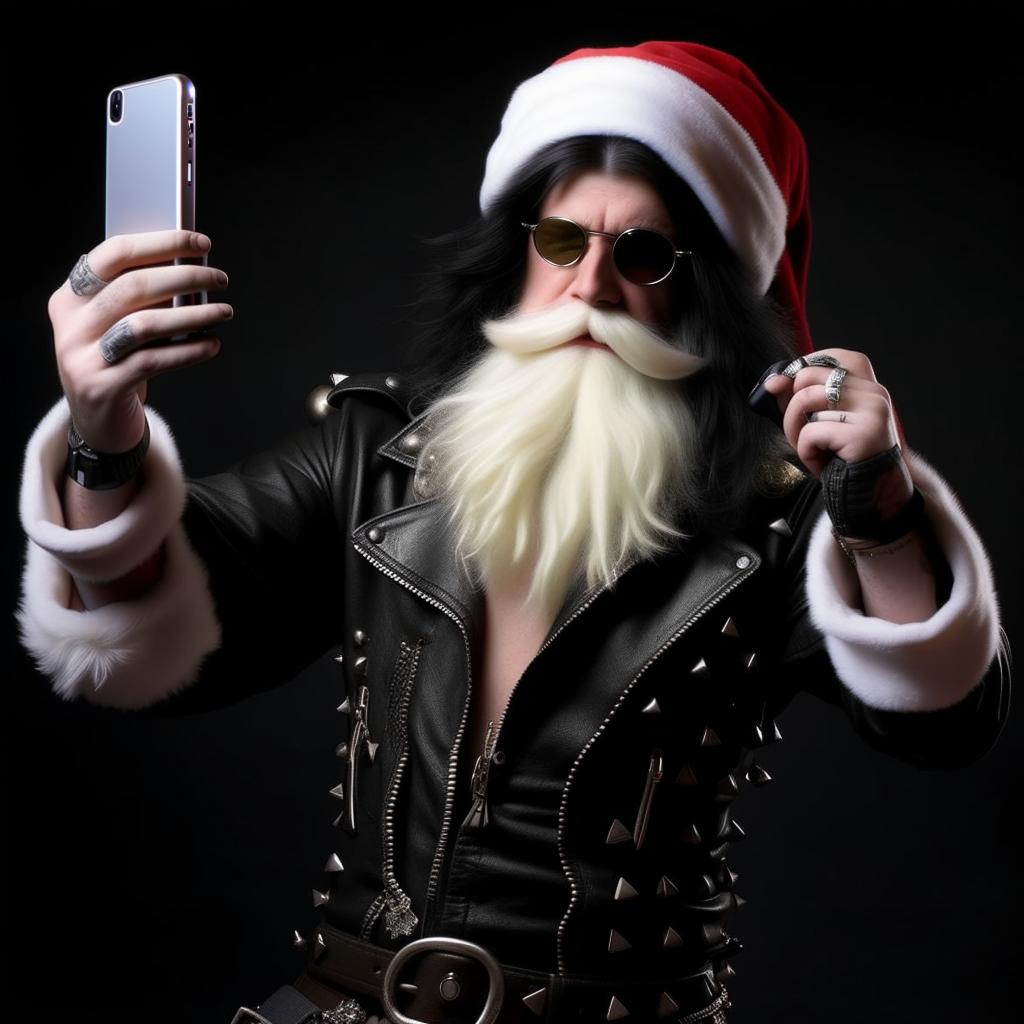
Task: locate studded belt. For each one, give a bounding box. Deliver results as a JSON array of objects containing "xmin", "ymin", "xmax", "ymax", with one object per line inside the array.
[{"xmin": 233, "ymin": 922, "xmax": 732, "ymax": 1024}]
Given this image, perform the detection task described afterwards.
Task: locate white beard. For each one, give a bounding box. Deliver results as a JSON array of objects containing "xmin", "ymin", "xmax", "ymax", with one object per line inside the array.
[{"xmin": 415, "ymin": 298, "xmax": 708, "ymax": 623}]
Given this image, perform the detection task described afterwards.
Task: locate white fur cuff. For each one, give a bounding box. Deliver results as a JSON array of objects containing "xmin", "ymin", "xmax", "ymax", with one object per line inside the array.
[
  {"xmin": 15, "ymin": 521, "xmax": 222, "ymax": 708},
  {"xmin": 804, "ymin": 448, "xmax": 1003, "ymax": 712},
  {"xmin": 20, "ymin": 396, "xmax": 187, "ymax": 583}
]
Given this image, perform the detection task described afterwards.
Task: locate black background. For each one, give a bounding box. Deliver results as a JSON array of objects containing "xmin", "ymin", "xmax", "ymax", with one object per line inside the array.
[{"xmin": 7, "ymin": 6, "xmax": 1021, "ymax": 1022}]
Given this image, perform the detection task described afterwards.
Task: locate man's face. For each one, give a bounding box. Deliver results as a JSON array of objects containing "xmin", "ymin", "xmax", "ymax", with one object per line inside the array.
[{"xmin": 518, "ymin": 169, "xmax": 680, "ymax": 346}]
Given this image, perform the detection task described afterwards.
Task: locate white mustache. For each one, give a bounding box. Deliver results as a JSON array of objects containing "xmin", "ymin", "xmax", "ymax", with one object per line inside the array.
[{"xmin": 480, "ymin": 298, "xmax": 707, "ymax": 380}]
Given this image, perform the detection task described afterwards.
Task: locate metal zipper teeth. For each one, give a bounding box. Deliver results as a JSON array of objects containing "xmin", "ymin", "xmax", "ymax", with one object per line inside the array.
[
  {"xmin": 360, "ymin": 639, "xmax": 424, "ymax": 939},
  {"xmin": 554, "ymin": 557, "xmax": 760, "ymax": 977},
  {"xmin": 469, "ymin": 556, "xmax": 644, "ymax": 826},
  {"xmin": 352, "ymin": 539, "xmax": 474, "ymax": 935}
]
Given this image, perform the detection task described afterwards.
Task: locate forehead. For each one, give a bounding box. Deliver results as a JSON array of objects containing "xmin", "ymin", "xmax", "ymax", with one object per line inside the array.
[{"xmin": 539, "ymin": 169, "xmax": 675, "ymax": 234}]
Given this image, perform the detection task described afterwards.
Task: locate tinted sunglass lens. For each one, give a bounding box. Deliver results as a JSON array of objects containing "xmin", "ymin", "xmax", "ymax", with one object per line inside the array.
[
  {"xmin": 535, "ymin": 218, "xmax": 586, "ymax": 266},
  {"xmin": 615, "ymin": 230, "xmax": 675, "ymax": 285}
]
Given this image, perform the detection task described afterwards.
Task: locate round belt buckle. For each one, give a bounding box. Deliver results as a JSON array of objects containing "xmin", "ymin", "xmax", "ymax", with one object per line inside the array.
[{"xmin": 381, "ymin": 935, "xmax": 505, "ymax": 1024}]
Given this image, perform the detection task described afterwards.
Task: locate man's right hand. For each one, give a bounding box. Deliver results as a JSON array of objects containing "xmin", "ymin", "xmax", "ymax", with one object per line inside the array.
[{"xmin": 50, "ymin": 229, "xmax": 233, "ymax": 453}]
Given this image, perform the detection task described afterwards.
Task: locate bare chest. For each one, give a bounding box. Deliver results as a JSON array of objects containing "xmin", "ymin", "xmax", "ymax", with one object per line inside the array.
[{"xmin": 467, "ymin": 578, "xmax": 556, "ymax": 762}]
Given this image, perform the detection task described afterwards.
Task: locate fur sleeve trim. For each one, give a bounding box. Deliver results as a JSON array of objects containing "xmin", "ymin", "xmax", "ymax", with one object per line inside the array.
[
  {"xmin": 15, "ymin": 522, "xmax": 222, "ymax": 708},
  {"xmin": 804, "ymin": 448, "xmax": 1002, "ymax": 711},
  {"xmin": 19, "ymin": 395, "xmax": 186, "ymax": 582},
  {"xmin": 16, "ymin": 395, "xmax": 222, "ymax": 708}
]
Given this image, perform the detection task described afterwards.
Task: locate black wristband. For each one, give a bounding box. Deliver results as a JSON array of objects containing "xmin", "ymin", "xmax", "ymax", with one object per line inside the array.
[
  {"xmin": 66, "ymin": 417, "xmax": 150, "ymax": 490},
  {"xmin": 820, "ymin": 444, "xmax": 923, "ymax": 543}
]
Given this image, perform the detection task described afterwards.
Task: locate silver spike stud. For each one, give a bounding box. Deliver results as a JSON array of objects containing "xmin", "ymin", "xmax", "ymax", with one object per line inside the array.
[
  {"xmin": 606, "ymin": 994, "xmax": 631, "ymax": 1020},
  {"xmin": 312, "ymin": 889, "xmax": 329, "ymax": 908},
  {"xmin": 743, "ymin": 652, "xmax": 758, "ymax": 673},
  {"xmin": 336, "ymin": 742, "xmax": 349, "ymax": 760},
  {"xmin": 748, "ymin": 722, "xmax": 764, "ymax": 747},
  {"xmin": 606, "ymin": 818, "xmax": 632, "ymax": 844},
  {"xmin": 698, "ymin": 873, "xmax": 717, "ymax": 898},
  {"xmin": 337, "ymin": 696, "xmax": 351, "ymax": 714},
  {"xmin": 770, "ymin": 719, "xmax": 783, "ymax": 742},
  {"xmin": 700, "ymin": 726, "xmax": 721, "ymax": 747},
  {"xmin": 676, "ymin": 763, "xmax": 699, "ymax": 786},
  {"xmin": 716, "ymin": 962, "xmax": 737, "ymax": 983},
  {"xmin": 719, "ymin": 819, "xmax": 746, "ymax": 843},
  {"xmin": 656, "ymin": 875, "xmax": 679, "ymax": 898},
  {"xmin": 721, "ymin": 865, "xmax": 740, "ymax": 888},
  {"xmin": 366, "ymin": 740, "xmax": 379, "ymax": 763},
  {"xmin": 330, "ymin": 373, "xmax": 348, "ymax": 386},
  {"xmin": 293, "ymin": 929, "xmax": 306, "ymax": 950},
  {"xmin": 333, "ymin": 653, "xmax": 344, "ymax": 665},
  {"xmin": 682, "ymin": 823, "xmax": 702, "ymax": 845},
  {"xmin": 656, "ymin": 991, "xmax": 680, "ymax": 1017},
  {"xmin": 720, "ymin": 616, "xmax": 740, "ymax": 638},
  {"xmin": 746, "ymin": 762, "xmax": 773, "ymax": 786},
  {"xmin": 522, "ymin": 986, "xmax": 548, "ymax": 1016},
  {"xmin": 716, "ymin": 772, "xmax": 740, "ymax": 799},
  {"xmin": 353, "ymin": 655, "xmax": 368, "ymax": 677},
  {"xmin": 642, "ymin": 697, "xmax": 661, "ymax": 714},
  {"xmin": 399, "ymin": 983, "xmax": 419, "ymax": 994},
  {"xmin": 313, "ymin": 932, "xmax": 327, "ymax": 962},
  {"xmin": 325, "ymin": 853, "xmax": 345, "ymax": 873},
  {"xmin": 662, "ymin": 925, "xmax": 684, "ymax": 948},
  {"xmin": 608, "ymin": 928, "xmax": 632, "ymax": 953},
  {"xmin": 329, "ymin": 783, "xmax": 345, "ymax": 801},
  {"xmin": 614, "ymin": 877, "xmax": 639, "ymax": 900},
  {"xmin": 701, "ymin": 922, "xmax": 725, "ymax": 946},
  {"xmin": 734, "ymin": 894, "xmax": 748, "ymax": 910},
  {"xmin": 353, "ymin": 629, "xmax": 369, "ymax": 647},
  {"xmin": 768, "ymin": 517, "xmax": 792, "ymax": 537},
  {"xmin": 691, "ymin": 657, "xmax": 710, "ymax": 678}
]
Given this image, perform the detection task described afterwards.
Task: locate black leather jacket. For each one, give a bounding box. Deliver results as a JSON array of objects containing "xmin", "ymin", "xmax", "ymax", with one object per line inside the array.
[{"xmin": 140, "ymin": 370, "xmax": 1009, "ymax": 1006}]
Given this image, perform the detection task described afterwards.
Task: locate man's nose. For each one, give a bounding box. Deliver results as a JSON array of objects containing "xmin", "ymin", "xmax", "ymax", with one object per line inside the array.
[{"xmin": 568, "ymin": 235, "xmax": 624, "ymax": 309}]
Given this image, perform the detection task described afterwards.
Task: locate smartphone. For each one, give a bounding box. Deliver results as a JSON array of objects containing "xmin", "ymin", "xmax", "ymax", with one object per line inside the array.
[{"xmin": 105, "ymin": 73, "xmax": 207, "ymax": 343}]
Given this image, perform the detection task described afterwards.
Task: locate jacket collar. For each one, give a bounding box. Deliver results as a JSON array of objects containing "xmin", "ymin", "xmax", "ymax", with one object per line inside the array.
[{"xmin": 361, "ymin": 414, "xmax": 764, "ymax": 650}]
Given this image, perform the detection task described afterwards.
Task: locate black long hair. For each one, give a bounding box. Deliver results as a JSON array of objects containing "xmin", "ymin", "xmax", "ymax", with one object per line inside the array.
[{"xmin": 393, "ymin": 135, "xmax": 803, "ymax": 538}]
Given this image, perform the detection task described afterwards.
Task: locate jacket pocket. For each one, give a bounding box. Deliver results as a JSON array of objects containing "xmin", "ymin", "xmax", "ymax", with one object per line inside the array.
[{"xmin": 361, "ymin": 635, "xmax": 429, "ymax": 943}]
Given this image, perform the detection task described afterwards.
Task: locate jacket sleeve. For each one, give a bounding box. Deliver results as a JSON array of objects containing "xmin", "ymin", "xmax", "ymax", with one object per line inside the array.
[
  {"xmin": 776, "ymin": 448, "xmax": 1012, "ymax": 771},
  {"xmin": 16, "ymin": 394, "xmax": 350, "ymax": 715}
]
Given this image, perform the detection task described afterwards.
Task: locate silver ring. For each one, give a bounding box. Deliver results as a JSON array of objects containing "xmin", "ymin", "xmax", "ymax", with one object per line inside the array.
[
  {"xmin": 98, "ymin": 316, "xmax": 139, "ymax": 364},
  {"xmin": 68, "ymin": 253, "xmax": 109, "ymax": 296},
  {"xmin": 782, "ymin": 353, "xmax": 840, "ymax": 378},
  {"xmin": 825, "ymin": 366, "xmax": 848, "ymax": 408}
]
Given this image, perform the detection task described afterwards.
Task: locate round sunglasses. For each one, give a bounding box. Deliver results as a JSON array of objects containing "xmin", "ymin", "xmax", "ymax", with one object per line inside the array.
[{"xmin": 521, "ymin": 216, "xmax": 694, "ymax": 286}]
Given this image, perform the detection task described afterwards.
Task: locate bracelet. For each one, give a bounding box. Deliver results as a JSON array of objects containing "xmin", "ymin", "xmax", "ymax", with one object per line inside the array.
[
  {"xmin": 832, "ymin": 527, "xmax": 918, "ymax": 564},
  {"xmin": 66, "ymin": 416, "xmax": 151, "ymax": 490}
]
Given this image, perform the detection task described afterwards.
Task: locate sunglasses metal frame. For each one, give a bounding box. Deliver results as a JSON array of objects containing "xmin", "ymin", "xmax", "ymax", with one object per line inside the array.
[{"xmin": 521, "ymin": 215, "xmax": 694, "ymax": 286}]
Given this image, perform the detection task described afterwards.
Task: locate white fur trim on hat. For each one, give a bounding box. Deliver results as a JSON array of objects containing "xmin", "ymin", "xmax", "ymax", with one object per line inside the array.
[
  {"xmin": 479, "ymin": 54, "xmax": 787, "ymax": 296},
  {"xmin": 15, "ymin": 396, "xmax": 222, "ymax": 708},
  {"xmin": 804, "ymin": 449, "xmax": 1005, "ymax": 711}
]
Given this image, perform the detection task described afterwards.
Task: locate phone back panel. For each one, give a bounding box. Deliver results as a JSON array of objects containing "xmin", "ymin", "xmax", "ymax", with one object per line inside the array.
[{"xmin": 105, "ymin": 74, "xmax": 195, "ymax": 239}]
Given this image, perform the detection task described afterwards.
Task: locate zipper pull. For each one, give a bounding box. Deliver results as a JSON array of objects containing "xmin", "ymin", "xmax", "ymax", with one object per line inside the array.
[
  {"xmin": 467, "ymin": 720, "xmax": 498, "ymax": 829},
  {"xmin": 633, "ymin": 748, "xmax": 664, "ymax": 850},
  {"xmin": 338, "ymin": 685, "xmax": 372, "ymax": 834}
]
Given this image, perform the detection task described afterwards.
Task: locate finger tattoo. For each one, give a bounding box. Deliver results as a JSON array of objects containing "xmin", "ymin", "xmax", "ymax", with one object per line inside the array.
[{"xmin": 99, "ymin": 318, "xmax": 138, "ymax": 363}]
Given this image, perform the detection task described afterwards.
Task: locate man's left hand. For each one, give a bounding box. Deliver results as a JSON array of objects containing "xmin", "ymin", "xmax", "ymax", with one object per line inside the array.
[{"xmin": 762, "ymin": 348, "xmax": 903, "ymax": 477}]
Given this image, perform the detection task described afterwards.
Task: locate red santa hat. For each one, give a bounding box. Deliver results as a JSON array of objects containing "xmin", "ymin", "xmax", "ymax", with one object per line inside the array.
[{"xmin": 479, "ymin": 40, "xmax": 815, "ymax": 355}]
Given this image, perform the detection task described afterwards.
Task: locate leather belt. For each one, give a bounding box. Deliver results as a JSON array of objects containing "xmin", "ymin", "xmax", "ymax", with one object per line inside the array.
[{"xmin": 233, "ymin": 921, "xmax": 731, "ymax": 1024}]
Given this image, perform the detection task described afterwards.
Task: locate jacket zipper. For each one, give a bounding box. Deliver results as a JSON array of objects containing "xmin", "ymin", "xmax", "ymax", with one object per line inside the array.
[
  {"xmin": 633, "ymin": 748, "xmax": 664, "ymax": 850},
  {"xmin": 361, "ymin": 636, "xmax": 428, "ymax": 942},
  {"xmin": 555, "ymin": 553, "xmax": 760, "ymax": 976},
  {"xmin": 352, "ymin": 538, "xmax": 475, "ymax": 938},
  {"xmin": 462, "ymin": 555, "xmax": 643, "ymax": 834}
]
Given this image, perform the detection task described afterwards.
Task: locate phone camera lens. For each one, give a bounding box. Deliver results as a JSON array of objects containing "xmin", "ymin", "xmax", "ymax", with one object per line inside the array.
[{"xmin": 110, "ymin": 90, "xmax": 123, "ymax": 123}]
